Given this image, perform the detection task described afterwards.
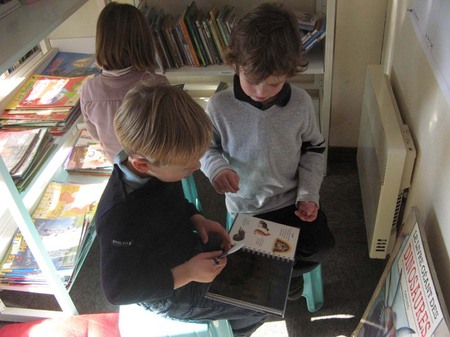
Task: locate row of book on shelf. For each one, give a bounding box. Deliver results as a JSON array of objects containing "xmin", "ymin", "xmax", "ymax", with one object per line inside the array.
[
  {"xmin": 138, "ymin": 0, "xmax": 326, "ymax": 72},
  {"xmin": 0, "ymin": 51, "xmax": 101, "ymax": 191},
  {"xmin": 0, "ymin": 180, "xmax": 107, "ymax": 288},
  {"xmin": 0, "ymin": 50, "xmax": 113, "ymax": 289}
]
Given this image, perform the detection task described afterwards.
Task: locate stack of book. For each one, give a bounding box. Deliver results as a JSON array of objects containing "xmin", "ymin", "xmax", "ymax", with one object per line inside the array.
[
  {"xmin": 0, "ymin": 73, "xmax": 91, "ymax": 135},
  {"xmin": 139, "ymin": 1, "xmax": 239, "ymax": 71},
  {"xmin": 64, "ymin": 129, "xmax": 113, "ymax": 176},
  {"xmin": 0, "ymin": 180, "xmax": 106, "ymax": 288},
  {"xmin": 0, "ymin": 51, "xmax": 99, "ymax": 135},
  {"xmin": 0, "ymin": 127, "xmax": 54, "ymax": 191},
  {"xmin": 294, "ymin": 10, "xmax": 327, "ymax": 53}
]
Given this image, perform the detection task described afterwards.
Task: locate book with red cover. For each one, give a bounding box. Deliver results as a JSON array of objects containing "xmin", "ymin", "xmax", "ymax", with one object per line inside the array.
[{"xmin": 10, "ymin": 74, "xmax": 91, "ymax": 109}]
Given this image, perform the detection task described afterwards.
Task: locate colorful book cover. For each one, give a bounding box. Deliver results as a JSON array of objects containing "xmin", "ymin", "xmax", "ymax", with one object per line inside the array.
[
  {"xmin": 0, "ymin": 128, "xmax": 40, "ymax": 174},
  {"xmin": 0, "ymin": 215, "xmax": 86, "ymax": 273},
  {"xmin": 40, "ymin": 51, "xmax": 100, "ymax": 77},
  {"xmin": 15, "ymin": 74, "xmax": 91, "ymax": 109},
  {"xmin": 65, "ymin": 129, "xmax": 113, "ymax": 175},
  {"xmin": 353, "ymin": 208, "xmax": 450, "ymax": 337},
  {"xmin": 0, "ymin": 108, "xmax": 71, "ymax": 122},
  {"xmin": 31, "ymin": 180, "xmax": 107, "ymax": 222}
]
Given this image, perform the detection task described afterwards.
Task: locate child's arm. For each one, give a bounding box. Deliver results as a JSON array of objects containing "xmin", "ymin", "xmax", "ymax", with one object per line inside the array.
[
  {"xmin": 190, "ymin": 214, "xmax": 231, "ymax": 250},
  {"xmin": 171, "ymin": 251, "xmax": 226, "ymax": 289},
  {"xmin": 295, "ymin": 200, "xmax": 319, "ymax": 222},
  {"xmin": 212, "ymin": 169, "xmax": 239, "ymax": 194}
]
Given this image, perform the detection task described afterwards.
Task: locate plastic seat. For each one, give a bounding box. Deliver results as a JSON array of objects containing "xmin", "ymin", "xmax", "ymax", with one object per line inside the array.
[
  {"xmin": 226, "ymin": 213, "xmax": 324, "ymax": 312},
  {"xmin": 181, "ymin": 174, "xmax": 202, "ymax": 210},
  {"xmin": 119, "ymin": 304, "xmax": 233, "ymax": 337}
]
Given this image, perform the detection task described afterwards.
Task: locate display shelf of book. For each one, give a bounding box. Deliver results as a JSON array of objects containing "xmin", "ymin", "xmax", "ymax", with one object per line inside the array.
[
  {"xmin": 0, "ymin": 155, "xmax": 79, "ymax": 321},
  {"xmin": 160, "ymin": 47, "xmax": 324, "ymax": 77},
  {"xmin": 0, "ymin": 0, "xmax": 100, "ymax": 323},
  {"xmin": 0, "ymin": 0, "xmax": 88, "ymax": 76}
]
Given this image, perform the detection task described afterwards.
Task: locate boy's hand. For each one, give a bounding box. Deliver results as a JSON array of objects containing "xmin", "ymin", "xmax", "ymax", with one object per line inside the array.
[
  {"xmin": 172, "ymin": 251, "xmax": 227, "ymax": 287},
  {"xmin": 212, "ymin": 169, "xmax": 239, "ymax": 194},
  {"xmin": 190, "ymin": 214, "xmax": 232, "ymax": 251},
  {"xmin": 295, "ymin": 201, "xmax": 319, "ymax": 222}
]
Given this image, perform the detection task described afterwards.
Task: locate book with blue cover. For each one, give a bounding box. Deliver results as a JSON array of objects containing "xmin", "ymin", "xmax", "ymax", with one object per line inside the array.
[{"xmin": 41, "ymin": 51, "xmax": 100, "ymax": 77}]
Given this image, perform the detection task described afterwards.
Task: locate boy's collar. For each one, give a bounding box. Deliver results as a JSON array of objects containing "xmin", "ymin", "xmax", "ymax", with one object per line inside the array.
[{"xmin": 233, "ymin": 74, "xmax": 291, "ymax": 110}]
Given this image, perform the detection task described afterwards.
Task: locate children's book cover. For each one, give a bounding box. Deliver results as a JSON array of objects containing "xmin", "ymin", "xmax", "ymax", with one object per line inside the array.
[
  {"xmin": 15, "ymin": 74, "xmax": 91, "ymax": 109},
  {"xmin": 353, "ymin": 208, "xmax": 450, "ymax": 337},
  {"xmin": 31, "ymin": 180, "xmax": 107, "ymax": 221},
  {"xmin": 65, "ymin": 129, "xmax": 113, "ymax": 175},
  {"xmin": 41, "ymin": 51, "xmax": 100, "ymax": 77},
  {"xmin": 0, "ymin": 215, "xmax": 86, "ymax": 273}
]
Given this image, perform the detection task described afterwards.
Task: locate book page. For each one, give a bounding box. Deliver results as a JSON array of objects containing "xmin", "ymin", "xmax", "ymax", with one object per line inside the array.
[{"xmin": 229, "ymin": 214, "xmax": 299, "ymax": 261}]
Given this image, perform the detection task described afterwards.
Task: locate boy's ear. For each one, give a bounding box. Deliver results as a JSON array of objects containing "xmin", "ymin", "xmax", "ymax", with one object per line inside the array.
[{"xmin": 130, "ymin": 156, "xmax": 152, "ymax": 174}]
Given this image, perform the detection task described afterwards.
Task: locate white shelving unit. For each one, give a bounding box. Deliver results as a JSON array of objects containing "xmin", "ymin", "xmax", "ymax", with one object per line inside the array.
[
  {"xmin": 146, "ymin": 0, "xmax": 336, "ymax": 169},
  {"xmin": 0, "ymin": 0, "xmax": 99, "ymax": 323}
]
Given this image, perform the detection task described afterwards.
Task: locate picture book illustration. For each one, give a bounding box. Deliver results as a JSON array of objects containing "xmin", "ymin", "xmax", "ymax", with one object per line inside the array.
[
  {"xmin": 206, "ymin": 214, "xmax": 300, "ymax": 316},
  {"xmin": 65, "ymin": 129, "xmax": 113, "ymax": 174},
  {"xmin": 229, "ymin": 214, "xmax": 299, "ymax": 260}
]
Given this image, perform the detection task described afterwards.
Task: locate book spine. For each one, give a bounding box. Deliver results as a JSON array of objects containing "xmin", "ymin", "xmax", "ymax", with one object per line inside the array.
[
  {"xmin": 178, "ymin": 17, "xmax": 200, "ymax": 66},
  {"xmin": 174, "ymin": 23, "xmax": 194, "ymax": 66},
  {"xmin": 185, "ymin": 15, "xmax": 207, "ymax": 66},
  {"xmin": 195, "ymin": 18, "xmax": 214, "ymax": 65},
  {"xmin": 207, "ymin": 18, "xmax": 226, "ymax": 62},
  {"xmin": 202, "ymin": 20, "xmax": 222, "ymax": 64}
]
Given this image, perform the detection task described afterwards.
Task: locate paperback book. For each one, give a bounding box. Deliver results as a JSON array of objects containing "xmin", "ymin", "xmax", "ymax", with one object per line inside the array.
[
  {"xmin": 5, "ymin": 74, "xmax": 91, "ymax": 110},
  {"xmin": 206, "ymin": 214, "xmax": 300, "ymax": 317},
  {"xmin": 31, "ymin": 180, "xmax": 106, "ymax": 221},
  {"xmin": 0, "ymin": 215, "xmax": 86, "ymax": 273},
  {"xmin": 0, "ymin": 127, "xmax": 54, "ymax": 190},
  {"xmin": 40, "ymin": 51, "xmax": 100, "ymax": 77},
  {"xmin": 65, "ymin": 129, "xmax": 113, "ymax": 176},
  {"xmin": 353, "ymin": 208, "xmax": 450, "ymax": 337}
]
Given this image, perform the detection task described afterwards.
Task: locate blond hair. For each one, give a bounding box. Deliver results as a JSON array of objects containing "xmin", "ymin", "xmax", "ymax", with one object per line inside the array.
[{"xmin": 114, "ymin": 83, "xmax": 212, "ymax": 166}]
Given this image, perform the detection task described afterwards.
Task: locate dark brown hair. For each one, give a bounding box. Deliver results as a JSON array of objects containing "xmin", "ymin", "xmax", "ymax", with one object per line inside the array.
[
  {"xmin": 95, "ymin": 2, "xmax": 157, "ymax": 72},
  {"xmin": 225, "ymin": 2, "xmax": 307, "ymax": 82}
]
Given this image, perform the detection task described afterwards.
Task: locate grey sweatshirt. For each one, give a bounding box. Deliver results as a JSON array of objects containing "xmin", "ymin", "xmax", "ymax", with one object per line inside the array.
[{"xmin": 201, "ymin": 85, "xmax": 325, "ymax": 215}]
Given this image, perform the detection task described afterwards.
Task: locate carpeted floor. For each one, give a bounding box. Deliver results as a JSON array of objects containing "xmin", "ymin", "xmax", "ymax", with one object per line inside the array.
[{"xmin": 0, "ymin": 148, "xmax": 387, "ymax": 337}]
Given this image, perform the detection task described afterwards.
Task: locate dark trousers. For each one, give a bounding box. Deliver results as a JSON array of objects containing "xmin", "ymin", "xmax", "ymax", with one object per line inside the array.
[
  {"xmin": 142, "ymin": 281, "xmax": 268, "ymax": 337},
  {"xmin": 257, "ymin": 204, "xmax": 335, "ymax": 277}
]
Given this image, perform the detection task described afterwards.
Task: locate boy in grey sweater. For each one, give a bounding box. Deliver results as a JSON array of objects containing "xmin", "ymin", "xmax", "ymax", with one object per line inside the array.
[{"xmin": 200, "ymin": 2, "xmax": 335, "ymax": 300}]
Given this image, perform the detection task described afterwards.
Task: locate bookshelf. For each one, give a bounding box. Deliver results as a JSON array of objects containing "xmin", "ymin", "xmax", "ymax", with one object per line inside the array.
[
  {"xmin": 139, "ymin": 0, "xmax": 336, "ymax": 168},
  {"xmin": 0, "ymin": 0, "xmax": 101, "ymax": 322}
]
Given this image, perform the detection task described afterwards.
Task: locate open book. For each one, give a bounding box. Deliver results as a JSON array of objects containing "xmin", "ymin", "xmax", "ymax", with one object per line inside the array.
[{"xmin": 206, "ymin": 214, "xmax": 300, "ymax": 317}]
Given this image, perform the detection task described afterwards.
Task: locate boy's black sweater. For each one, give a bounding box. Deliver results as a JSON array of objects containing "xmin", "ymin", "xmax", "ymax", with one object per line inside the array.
[{"xmin": 95, "ymin": 166, "xmax": 200, "ymax": 305}]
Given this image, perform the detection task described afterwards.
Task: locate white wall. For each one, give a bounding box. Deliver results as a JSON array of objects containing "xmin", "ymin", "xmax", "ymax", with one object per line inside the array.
[
  {"xmin": 383, "ymin": 0, "xmax": 450, "ymax": 308},
  {"xmin": 329, "ymin": 0, "xmax": 387, "ymax": 147}
]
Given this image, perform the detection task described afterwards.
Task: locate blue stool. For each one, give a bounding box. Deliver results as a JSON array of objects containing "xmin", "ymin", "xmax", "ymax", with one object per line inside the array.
[
  {"xmin": 226, "ymin": 213, "xmax": 324, "ymax": 312},
  {"xmin": 119, "ymin": 304, "xmax": 233, "ymax": 337},
  {"xmin": 181, "ymin": 175, "xmax": 202, "ymax": 211}
]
